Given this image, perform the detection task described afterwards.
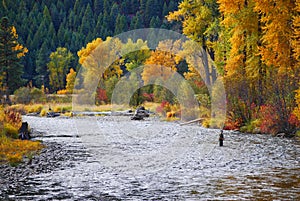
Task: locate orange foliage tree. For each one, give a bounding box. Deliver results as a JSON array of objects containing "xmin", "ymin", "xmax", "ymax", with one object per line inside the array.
[{"xmin": 142, "ymin": 40, "xmax": 179, "ymax": 85}]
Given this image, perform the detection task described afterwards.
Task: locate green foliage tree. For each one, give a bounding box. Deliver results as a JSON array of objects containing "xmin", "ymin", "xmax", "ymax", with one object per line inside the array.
[
  {"xmin": 122, "ymin": 39, "xmax": 150, "ymax": 72},
  {"xmin": 47, "ymin": 47, "xmax": 74, "ymax": 92}
]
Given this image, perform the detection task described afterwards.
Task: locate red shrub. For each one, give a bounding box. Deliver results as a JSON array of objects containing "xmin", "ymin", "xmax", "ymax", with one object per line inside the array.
[
  {"xmin": 156, "ymin": 100, "xmax": 170, "ymax": 115},
  {"xmin": 224, "ymin": 113, "xmax": 242, "ymax": 130},
  {"xmin": 259, "ymin": 104, "xmax": 280, "ymax": 134},
  {"xmin": 288, "ymin": 113, "xmax": 300, "ymax": 128},
  {"xmin": 143, "ymin": 93, "xmax": 154, "ymax": 102},
  {"xmin": 97, "ymin": 88, "xmax": 108, "ymax": 103}
]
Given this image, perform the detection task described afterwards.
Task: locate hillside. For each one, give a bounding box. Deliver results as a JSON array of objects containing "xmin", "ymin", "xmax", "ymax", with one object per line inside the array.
[{"xmin": 0, "ymin": 0, "xmax": 181, "ymax": 87}]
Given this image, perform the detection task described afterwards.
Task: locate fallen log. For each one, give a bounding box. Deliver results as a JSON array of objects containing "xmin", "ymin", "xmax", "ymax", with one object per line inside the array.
[{"xmin": 180, "ymin": 118, "xmax": 204, "ymax": 126}]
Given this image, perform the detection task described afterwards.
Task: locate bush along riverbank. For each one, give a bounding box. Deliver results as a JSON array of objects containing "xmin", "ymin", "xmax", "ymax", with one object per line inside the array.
[{"xmin": 0, "ymin": 106, "xmax": 43, "ymax": 166}]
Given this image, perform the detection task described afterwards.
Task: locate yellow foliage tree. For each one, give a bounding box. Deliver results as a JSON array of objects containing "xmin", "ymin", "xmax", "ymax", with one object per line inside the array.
[
  {"xmin": 78, "ymin": 38, "xmax": 103, "ymax": 65},
  {"xmin": 142, "ymin": 40, "xmax": 179, "ymax": 84},
  {"xmin": 11, "ymin": 26, "xmax": 28, "ymax": 58},
  {"xmin": 76, "ymin": 37, "xmax": 123, "ymax": 104},
  {"xmin": 292, "ymin": 0, "xmax": 300, "ymax": 63},
  {"xmin": 66, "ymin": 68, "xmax": 76, "ymax": 93},
  {"xmin": 47, "ymin": 47, "xmax": 74, "ymax": 92},
  {"xmin": 167, "ymin": 0, "xmax": 219, "ymax": 86},
  {"xmin": 292, "ymin": 0, "xmax": 300, "ymax": 120},
  {"xmin": 254, "ymin": 0, "xmax": 295, "ymax": 74}
]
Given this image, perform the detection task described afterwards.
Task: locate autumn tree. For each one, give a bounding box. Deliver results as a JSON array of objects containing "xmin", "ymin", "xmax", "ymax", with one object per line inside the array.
[
  {"xmin": 292, "ymin": 0, "xmax": 300, "ymax": 123},
  {"xmin": 77, "ymin": 37, "xmax": 123, "ymax": 104},
  {"xmin": 167, "ymin": 0, "xmax": 219, "ymax": 87},
  {"xmin": 142, "ymin": 40, "xmax": 180, "ymax": 85},
  {"xmin": 121, "ymin": 38, "xmax": 150, "ymax": 72},
  {"xmin": 118, "ymin": 39, "xmax": 150, "ymax": 105},
  {"xmin": 47, "ymin": 47, "xmax": 74, "ymax": 92},
  {"xmin": 0, "ymin": 17, "xmax": 28, "ymax": 103},
  {"xmin": 253, "ymin": 0, "xmax": 299, "ymax": 133},
  {"xmin": 66, "ymin": 68, "xmax": 77, "ymax": 94},
  {"xmin": 293, "ymin": 0, "xmax": 300, "ymax": 65},
  {"xmin": 217, "ymin": 0, "xmax": 264, "ymax": 124}
]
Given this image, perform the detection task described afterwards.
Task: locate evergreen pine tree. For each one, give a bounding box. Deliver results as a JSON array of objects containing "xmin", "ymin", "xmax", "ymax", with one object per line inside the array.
[
  {"xmin": 95, "ymin": 13, "xmax": 103, "ymax": 37},
  {"xmin": 0, "ymin": 17, "xmax": 26, "ymax": 101},
  {"xmin": 110, "ymin": 3, "xmax": 120, "ymax": 31},
  {"xmin": 50, "ymin": 4, "xmax": 60, "ymax": 31},
  {"xmin": 114, "ymin": 14, "xmax": 127, "ymax": 35},
  {"xmin": 94, "ymin": 0, "xmax": 104, "ymax": 16},
  {"xmin": 163, "ymin": 2, "xmax": 169, "ymax": 17},
  {"xmin": 80, "ymin": 4, "xmax": 95, "ymax": 36},
  {"xmin": 42, "ymin": 5, "xmax": 52, "ymax": 27},
  {"xmin": 145, "ymin": 0, "xmax": 155, "ymax": 26},
  {"xmin": 35, "ymin": 41, "xmax": 50, "ymax": 87},
  {"xmin": 131, "ymin": 0, "xmax": 140, "ymax": 14},
  {"xmin": 150, "ymin": 16, "xmax": 161, "ymax": 28}
]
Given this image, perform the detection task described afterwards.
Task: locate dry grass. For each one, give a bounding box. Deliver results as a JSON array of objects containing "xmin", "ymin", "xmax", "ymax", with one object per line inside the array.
[
  {"xmin": 0, "ymin": 106, "xmax": 43, "ymax": 166},
  {"xmin": 0, "ymin": 136, "xmax": 43, "ymax": 165}
]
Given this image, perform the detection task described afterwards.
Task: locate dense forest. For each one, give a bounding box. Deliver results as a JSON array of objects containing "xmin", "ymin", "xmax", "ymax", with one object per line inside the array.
[
  {"xmin": 0, "ymin": 0, "xmax": 181, "ymax": 87},
  {"xmin": 0, "ymin": 0, "xmax": 300, "ymax": 135}
]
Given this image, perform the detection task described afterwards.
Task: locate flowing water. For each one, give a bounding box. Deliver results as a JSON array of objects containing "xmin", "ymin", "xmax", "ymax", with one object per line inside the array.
[{"xmin": 3, "ymin": 116, "xmax": 300, "ymax": 200}]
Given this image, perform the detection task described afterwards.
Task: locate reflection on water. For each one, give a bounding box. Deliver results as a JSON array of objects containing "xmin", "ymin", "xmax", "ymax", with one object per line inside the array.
[{"xmin": 3, "ymin": 116, "xmax": 300, "ymax": 200}]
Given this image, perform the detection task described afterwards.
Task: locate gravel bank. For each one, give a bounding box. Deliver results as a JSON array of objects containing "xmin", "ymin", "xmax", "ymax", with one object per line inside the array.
[{"xmin": 0, "ymin": 140, "xmax": 89, "ymax": 200}]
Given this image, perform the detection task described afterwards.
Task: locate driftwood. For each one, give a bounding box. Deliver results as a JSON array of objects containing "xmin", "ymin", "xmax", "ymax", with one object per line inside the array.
[{"xmin": 180, "ymin": 118, "xmax": 204, "ymax": 126}]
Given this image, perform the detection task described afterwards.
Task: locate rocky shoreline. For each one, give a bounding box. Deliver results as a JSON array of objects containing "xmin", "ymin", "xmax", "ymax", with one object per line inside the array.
[{"xmin": 0, "ymin": 140, "xmax": 89, "ymax": 200}]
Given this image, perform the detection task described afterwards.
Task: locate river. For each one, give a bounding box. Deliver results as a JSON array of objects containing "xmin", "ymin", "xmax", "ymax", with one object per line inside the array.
[{"xmin": 1, "ymin": 116, "xmax": 299, "ymax": 200}]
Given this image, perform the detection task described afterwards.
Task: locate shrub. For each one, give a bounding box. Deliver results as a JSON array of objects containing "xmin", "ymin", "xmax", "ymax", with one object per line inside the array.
[
  {"xmin": 57, "ymin": 89, "xmax": 68, "ymax": 95},
  {"xmin": 24, "ymin": 104, "xmax": 43, "ymax": 113},
  {"xmin": 7, "ymin": 104, "xmax": 26, "ymax": 115},
  {"xmin": 0, "ymin": 138, "xmax": 43, "ymax": 165},
  {"xmin": 224, "ymin": 112, "xmax": 242, "ymax": 130},
  {"xmin": 259, "ymin": 105, "xmax": 280, "ymax": 134},
  {"xmin": 156, "ymin": 101, "xmax": 170, "ymax": 116},
  {"xmin": 0, "ymin": 107, "xmax": 43, "ymax": 165},
  {"xmin": 96, "ymin": 88, "xmax": 108, "ymax": 104},
  {"xmin": 166, "ymin": 111, "xmax": 175, "ymax": 118},
  {"xmin": 288, "ymin": 113, "xmax": 300, "ymax": 128},
  {"xmin": 14, "ymin": 87, "xmax": 31, "ymax": 104},
  {"xmin": 143, "ymin": 93, "xmax": 154, "ymax": 102},
  {"xmin": 240, "ymin": 119, "xmax": 261, "ymax": 133},
  {"xmin": 14, "ymin": 87, "xmax": 45, "ymax": 104},
  {"xmin": 40, "ymin": 109, "xmax": 47, "ymax": 117},
  {"xmin": 7, "ymin": 153, "xmax": 23, "ymax": 166},
  {"xmin": 4, "ymin": 123, "xmax": 18, "ymax": 139},
  {"xmin": 53, "ymin": 105, "xmax": 72, "ymax": 113},
  {"xmin": 30, "ymin": 87, "xmax": 45, "ymax": 103},
  {"xmin": 4, "ymin": 107, "xmax": 22, "ymax": 128}
]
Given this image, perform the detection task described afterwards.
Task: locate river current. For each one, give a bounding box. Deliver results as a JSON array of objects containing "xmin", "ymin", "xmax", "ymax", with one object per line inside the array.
[{"xmin": 4, "ymin": 116, "xmax": 300, "ymax": 200}]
